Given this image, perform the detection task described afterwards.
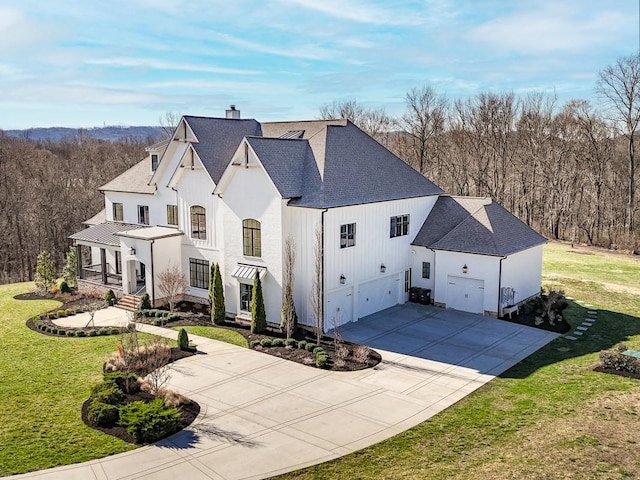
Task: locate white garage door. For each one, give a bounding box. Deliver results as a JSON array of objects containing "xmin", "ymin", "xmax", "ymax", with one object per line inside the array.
[
  {"xmin": 447, "ymin": 276, "xmax": 484, "ymax": 314},
  {"xmin": 326, "ymin": 287, "xmax": 354, "ymax": 328},
  {"xmin": 358, "ymin": 275, "xmax": 399, "ymax": 319}
]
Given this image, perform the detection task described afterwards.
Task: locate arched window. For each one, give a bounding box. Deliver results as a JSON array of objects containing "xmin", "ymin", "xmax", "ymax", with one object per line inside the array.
[
  {"xmin": 190, "ymin": 206, "xmax": 206, "ymax": 240},
  {"xmin": 243, "ymin": 219, "xmax": 261, "ymax": 257}
]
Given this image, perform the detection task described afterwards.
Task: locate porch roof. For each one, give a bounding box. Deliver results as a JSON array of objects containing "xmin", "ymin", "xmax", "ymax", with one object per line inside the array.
[
  {"xmin": 69, "ymin": 222, "xmax": 149, "ymax": 247},
  {"xmin": 116, "ymin": 226, "xmax": 183, "ymax": 241},
  {"xmin": 232, "ymin": 264, "xmax": 267, "ymax": 281}
]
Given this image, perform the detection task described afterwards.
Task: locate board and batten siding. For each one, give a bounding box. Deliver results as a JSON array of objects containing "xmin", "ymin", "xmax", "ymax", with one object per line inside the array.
[
  {"xmin": 323, "ymin": 196, "xmax": 438, "ymax": 326},
  {"xmin": 220, "ymin": 160, "xmax": 284, "ymax": 323},
  {"xmin": 500, "ymin": 245, "xmax": 544, "ymax": 306}
]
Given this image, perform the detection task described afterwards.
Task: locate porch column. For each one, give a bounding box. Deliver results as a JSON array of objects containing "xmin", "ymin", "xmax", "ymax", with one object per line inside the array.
[
  {"xmin": 76, "ymin": 244, "xmax": 83, "ymax": 280},
  {"xmin": 100, "ymin": 248, "xmax": 107, "ymax": 285}
]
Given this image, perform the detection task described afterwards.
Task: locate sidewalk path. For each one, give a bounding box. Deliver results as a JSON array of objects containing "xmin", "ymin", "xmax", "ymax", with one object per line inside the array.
[{"xmin": 12, "ymin": 307, "xmax": 557, "ymax": 480}]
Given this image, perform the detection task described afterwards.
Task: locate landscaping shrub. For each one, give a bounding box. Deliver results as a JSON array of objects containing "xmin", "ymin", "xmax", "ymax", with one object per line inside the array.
[
  {"xmin": 260, "ymin": 338, "xmax": 272, "ymax": 347},
  {"xmin": 305, "ymin": 342, "xmax": 317, "ymax": 352},
  {"xmin": 51, "ymin": 328, "xmax": 58, "ymax": 335},
  {"xmin": 118, "ymin": 398, "xmax": 181, "ymax": 443},
  {"xmin": 249, "ymin": 339, "xmax": 261, "ymax": 348},
  {"xmin": 105, "ymin": 289, "xmax": 117, "ymax": 306},
  {"xmin": 272, "ymin": 338, "xmax": 285, "ymax": 347},
  {"xmin": 140, "ymin": 293, "xmax": 152, "ymax": 311},
  {"xmin": 103, "ymin": 371, "xmax": 140, "ymax": 394},
  {"xmin": 88, "ymin": 330, "xmax": 97, "ymax": 337},
  {"xmin": 59, "ymin": 280, "xmax": 71, "ymax": 294},
  {"xmin": 65, "ymin": 309, "xmax": 74, "ymax": 316},
  {"xmin": 284, "ymin": 338, "xmax": 296, "ymax": 347},
  {"xmin": 91, "ymin": 381, "xmax": 124, "ymax": 405},
  {"xmin": 88, "ymin": 400, "xmax": 119, "ymax": 427},
  {"xmin": 353, "ymin": 345, "xmax": 370, "ymax": 363},
  {"xmin": 313, "ymin": 346, "xmax": 324, "ymax": 355},
  {"xmin": 297, "ymin": 340, "xmax": 307, "ymax": 350},
  {"xmin": 77, "ymin": 330, "xmax": 87, "ymax": 337},
  {"xmin": 57, "ymin": 310, "xmax": 66, "ymax": 317},
  {"xmin": 57, "ymin": 329, "xmax": 66, "ymax": 336},
  {"xmin": 66, "ymin": 330, "xmax": 76, "ymax": 337},
  {"xmin": 250, "ymin": 271, "xmax": 267, "ymax": 333},
  {"xmin": 177, "ymin": 328, "xmax": 189, "ymax": 351},
  {"xmin": 315, "ymin": 354, "xmax": 329, "ymax": 368},
  {"xmin": 110, "ymin": 328, "xmax": 121, "ymax": 335}
]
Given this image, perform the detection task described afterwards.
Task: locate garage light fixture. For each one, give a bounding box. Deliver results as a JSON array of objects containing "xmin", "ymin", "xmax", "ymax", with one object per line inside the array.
[
  {"xmin": 339, "ymin": 274, "xmax": 346, "ymax": 284},
  {"xmin": 129, "ymin": 247, "xmax": 136, "ymax": 255},
  {"xmin": 380, "ymin": 264, "xmax": 386, "ymax": 273},
  {"xmin": 462, "ymin": 264, "xmax": 468, "ymax": 274}
]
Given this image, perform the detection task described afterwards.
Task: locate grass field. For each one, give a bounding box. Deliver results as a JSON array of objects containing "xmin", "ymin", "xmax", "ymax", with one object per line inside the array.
[
  {"xmin": 276, "ymin": 241, "xmax": 640, "ymax": 480},
  {"xmin": 170, "ymin": 325, "xmax": 248, "ymax": 348}
]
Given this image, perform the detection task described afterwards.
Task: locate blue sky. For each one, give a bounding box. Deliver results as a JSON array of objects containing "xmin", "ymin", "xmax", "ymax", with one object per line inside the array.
[{"xmin": 0, "ymin": 0, "xmax": 637, "ymax": 129}]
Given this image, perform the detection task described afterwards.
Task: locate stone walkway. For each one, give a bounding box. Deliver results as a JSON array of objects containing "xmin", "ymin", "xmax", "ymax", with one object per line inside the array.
[
  {"xmin": 564, "ymin": 299, "xmax": 597, "ymax": 341},
  {"xmin": 11, "ymin": 305, "xmax": 558, "ymax": 480}
]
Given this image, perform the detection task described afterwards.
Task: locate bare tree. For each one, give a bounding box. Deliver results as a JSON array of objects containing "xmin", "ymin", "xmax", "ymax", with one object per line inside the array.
[
  {"xmin": 84, "ymin": 299, "xmax": 106, "ymax": 328},
  {"xmin": 319, "ymin": 99, "xmax": 392, "ymax": 145},
  {"xmin": 310, "ymin": 227, "xmax": 323, "ymax": 345},
  {"xmin": 156, "ymin": 263, "xmax": 187, "ymax": 312},
  {"xmin": 158, "ymin": 111, "xmax": 182, "ymax": 139},
  {"xmin": 597, "ymin": 53, "xmax": 640, "ymax": 239},
  {"xmin": 142, "ymin": 340, "xmax": 172, "ymax": 397},
  {"xmin": 281, "ymin": 235, "xmax": 297, "ymax": 338}
]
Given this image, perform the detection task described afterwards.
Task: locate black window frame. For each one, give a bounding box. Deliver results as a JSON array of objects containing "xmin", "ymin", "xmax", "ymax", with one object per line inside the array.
[
  {"xmin": 422, "ymin": 261, "xmax": 431, "ymax": 279},
  {"xmin": 151, "ymin": 154, "xmax": 159, "ymax": 171},
  {"xmin": 390, "ymin": 214, "xmax": 410, "ymax": 238},
  {"xmin": 167, "ymin": 204, "xmax": 178, "ymax": 226},
  {"xmin": 115, "ymin": 250, "xmax": 122, "ymax": 274},
  {"xmin": 113, "ymin": 203, "xmax": 124, "ymax": 222},
  {"xmin": 137, "ymin": 205, "xmax": 149, "ymax": 225},
  {"xmin": 340, "ymin": 223, "xmax": 356, "ymax": 248},
  {"xmin": 240, "ymin": 282, "xmax": 253, "ymax": 312},
  {"xmin": 190, "ymin": 205, "xmax": 206, "ymax": 240},
  {"xmin": 189, "ymin": 258, "xmax": 209, "ymax": 289},
  {"xmin": 243, "ymin": 219, "xmax": 262, "ymax": 257}
]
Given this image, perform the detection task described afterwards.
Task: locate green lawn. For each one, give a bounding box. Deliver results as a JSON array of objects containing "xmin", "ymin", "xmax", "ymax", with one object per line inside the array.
[
  {"xmin": 276, "ymin": 242, "xmax": 640, "ymax": 480},
  {"xmin": 170, "ymin": 325, "xmax": 248, "ymax": 348},
  {"xmin": 0, "ymin": 283, "xmax": 137, "ymax": 475}
]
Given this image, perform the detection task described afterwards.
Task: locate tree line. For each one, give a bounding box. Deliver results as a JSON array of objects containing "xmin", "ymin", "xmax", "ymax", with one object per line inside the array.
[
  {"xmin": 0, "ymin": 133, "xmax": 149, "ymax": 284},
  {"xmin": 321, "ymin": 53, "xmax": 640, "ymax": 252}
]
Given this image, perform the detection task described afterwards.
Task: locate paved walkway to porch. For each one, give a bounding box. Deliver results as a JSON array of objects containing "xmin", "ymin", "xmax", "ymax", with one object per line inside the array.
[{"xmin": 16, "ymin": 305, "xmax": 558, "ymax": 480}]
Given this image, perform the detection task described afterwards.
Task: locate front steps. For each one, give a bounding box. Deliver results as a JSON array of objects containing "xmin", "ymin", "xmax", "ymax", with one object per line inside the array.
[{"xmin": 115, "ymin": 294, "xmax": 140, "ymax": 312}]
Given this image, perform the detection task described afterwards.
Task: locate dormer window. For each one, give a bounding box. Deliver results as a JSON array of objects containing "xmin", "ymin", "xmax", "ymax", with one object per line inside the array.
[{"xmin": 151, "ymin": 154, "xmax": 159, "ymax": 172}]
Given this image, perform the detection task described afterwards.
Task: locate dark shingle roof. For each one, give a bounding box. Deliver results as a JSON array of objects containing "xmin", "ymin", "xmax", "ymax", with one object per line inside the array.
[
  {"xmin": 69, "ymin": 222, "xmax": 149, "ymax": 247},
  {"xmin": 413, "ymin": 196, "xmax": 547, "ymax": 256},
  {"xmin": 185, "ymin": 116, "xmax": 262, "ymax": 184},
  {"xmin": 245, "ymin": 137, "xmax": 311, "ymax": 199}
]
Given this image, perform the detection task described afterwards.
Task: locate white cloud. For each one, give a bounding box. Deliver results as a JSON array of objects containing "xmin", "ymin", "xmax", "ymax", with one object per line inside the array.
[
  {"xmin": 212, "ymin": 32, "xmax": 335, "ymax": 60},
  {"xmin": 278, "ymin": 0, "xmax": 423, "ymax": 25},
  {"xmin": 468, "ymin": 5, "xmax": 631, "ymax": 55},
  {"xmin": 84, "ymin": 58, "xmax": 261, "ymax": 75}
]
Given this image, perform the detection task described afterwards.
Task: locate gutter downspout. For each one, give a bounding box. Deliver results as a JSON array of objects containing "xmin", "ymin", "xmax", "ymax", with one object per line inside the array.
[
  {"xmin": 428, "ymin": 247, "xmax": 436, "ymax": 305},
  {"xmin": 150, "ymin": 240, "xmax": 156, "ymax": 307},
  {"xmin": 320, "ymin": 208, "xmax": 328, "ymax": 334},
  {"xmin": 497, "ymin": 255, "xmax": 506, "ymax": 316}
]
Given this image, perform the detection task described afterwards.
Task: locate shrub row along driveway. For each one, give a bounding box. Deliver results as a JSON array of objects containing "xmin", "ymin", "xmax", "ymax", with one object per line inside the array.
[{"xmin": 12, "ymin": 304, "xmax": 557, "ymax": 480}]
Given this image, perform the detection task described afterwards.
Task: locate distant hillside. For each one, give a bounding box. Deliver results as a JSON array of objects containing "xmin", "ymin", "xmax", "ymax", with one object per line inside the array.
[{"xmin": 3, "ymin": 126, "xmax": 165, "ymax": 143}]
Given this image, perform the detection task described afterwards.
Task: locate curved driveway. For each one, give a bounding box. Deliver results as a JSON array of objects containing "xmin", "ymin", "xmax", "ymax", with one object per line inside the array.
[{"xmin": 11, "ymin": 304, "xmax": 557, "ymax": 480}]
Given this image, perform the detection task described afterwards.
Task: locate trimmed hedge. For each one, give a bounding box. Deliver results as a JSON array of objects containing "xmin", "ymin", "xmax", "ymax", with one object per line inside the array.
[
  {"xmin": 88, "ymin": 400, "xmax": 119, "ymax": 427},
  {"xmin": 118, "ymin": 399, "xmax": 181, "ymax": 443}
]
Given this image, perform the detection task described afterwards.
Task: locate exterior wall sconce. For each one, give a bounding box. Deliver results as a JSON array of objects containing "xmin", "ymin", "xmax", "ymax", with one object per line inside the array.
[
  {"xmin": 462, "ymin": 264, "xmax": 468, "ymax": 274},
  {"xmin": 380, "ymin": 264, "xmax": 386, "ymax": 273},
  {"xmin": 129, "ymin": 247, "xmax": 136, "ymax": 255},
  {"xmin": 339, "ymin": 274, "xmax": 346, "ymax": 284}
]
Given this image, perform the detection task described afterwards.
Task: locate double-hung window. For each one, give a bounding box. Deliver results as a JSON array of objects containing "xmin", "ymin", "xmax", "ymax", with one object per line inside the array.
[
  {"xmin": 189, "ymin": 258, "xmax": 209, "ymax": 289},
  {"xmin": 243, "ymin": 219, "xmax": 261, "ymax": 257},
  {"xmin": 137, "ymin": 205, "xmax": 149, "ymax": 225},
  {"xmin": 167, "ymin": 205, "xmax": 178, "ymax": 226},
  {"xmin": 113, "ymin": 203, "xmax": 124, "ymax": 222},
  {"xmin": 340, "ymin": 223, "xmax": 356, "ymax": 248},
  {"xmin": 390, "ymin": 214, "xmax": 409, "ymax": 238},
  {"xmin": 190, "ymin": 206, "xmax": 206, "ymax": 240},
  {"xmin": 422, "ymin": 261, "xmax": 431, "ymax": 279}
]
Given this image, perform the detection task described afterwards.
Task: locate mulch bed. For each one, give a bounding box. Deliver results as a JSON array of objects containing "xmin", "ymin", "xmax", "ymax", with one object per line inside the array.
[
  {"xmin": 81, "ymin": 392, "xmax": 200, "ymax": 445},
  {"xmin": 14, "ymin": 291, "xmax": 104, "ymax": 311},
  {"xmin": 593, "ymin": 365, "xmax": 640, "ymax": 380},
  {"xmin": 501, "ymin": 311, "xmax": 571, "ymax": 334}
]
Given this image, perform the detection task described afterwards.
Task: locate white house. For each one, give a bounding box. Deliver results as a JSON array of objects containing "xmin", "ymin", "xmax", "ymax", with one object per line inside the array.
[{"xmin": 70, "ymin": 108, "xmax": 546, "ymax": 330}]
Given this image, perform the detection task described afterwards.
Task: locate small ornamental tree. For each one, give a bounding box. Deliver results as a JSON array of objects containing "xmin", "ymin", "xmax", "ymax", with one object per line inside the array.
[
  {"xmin": 34, "ymin": 250, "xmax": 56, "ymax": 294},
  {"xmin": 177, "ymin": 328, "xmax": 189, "ymax": 351},
  {"xmin": 280, "ymin": 236, "xmax": 298, "ymax": 338},
  {"xmin": 208, "ymin": 263, "xmax": 215, "ymax": 311},
  {"xmin": 140, "ymin": 293, "xmax": 152, "ymax": 311},
  {"xmin": 212, "ymin": 263, "xmax": 225, "ymax": 325},
  {"xmin": 251, "ymin": 270, "xmax": 267, "ymax": 333},
  {"xmin": 156, "ymin": 263, "xmax": 187, "ymax": 312},
  {"xmin": 62, "ymin": 246, "xmax": 77, "ymax": 288}
]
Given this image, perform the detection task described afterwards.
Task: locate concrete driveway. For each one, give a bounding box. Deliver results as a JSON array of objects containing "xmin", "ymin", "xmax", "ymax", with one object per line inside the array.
[{"xmin": 11, "ymin": 305, "xmax": 557, "ymax": 480}]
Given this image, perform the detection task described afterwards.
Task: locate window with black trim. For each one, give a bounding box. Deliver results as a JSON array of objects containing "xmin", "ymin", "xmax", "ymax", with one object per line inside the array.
[
  {"xmin": 115, "ymin": 250, "xmax": 122, "ymax": 274},
  {"xmin": 340, "ymin": 223, "xmax": 356, "ymax": 248},
  {"xmin": 151, "ymin": 154, "xmax": 159, "ymax": 171},
  {"xmin": 240, "ymin": 283, "xmax": 252, "ymax": 312},
  {"xmin": 422, "ymin": 261, "xmax": 431, "ymax": 279},
  {"xmin": 167, "ymin": 205, "xmax": 178, "ymax": 226},
  {"xmin": 390, "ymin": 214, "xmax": 409, "ymax": 238},
  {"xmin": 113, "ymin": 203, "xmax": 124, "ymax": 222},
  {"xmin": 243, "ymin": 219, "xmax": 261, "ymax": 257},
  {"xmin": 190, "ymin": 206, "xmax": 206, "ymax": 240},
  {"xmin": 189, "ymin": 258, "xmax": 209, "ymax": 289},
  {"xmin": 137, "ymin": 205, "xmax": 149, "ymax": 225}
]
